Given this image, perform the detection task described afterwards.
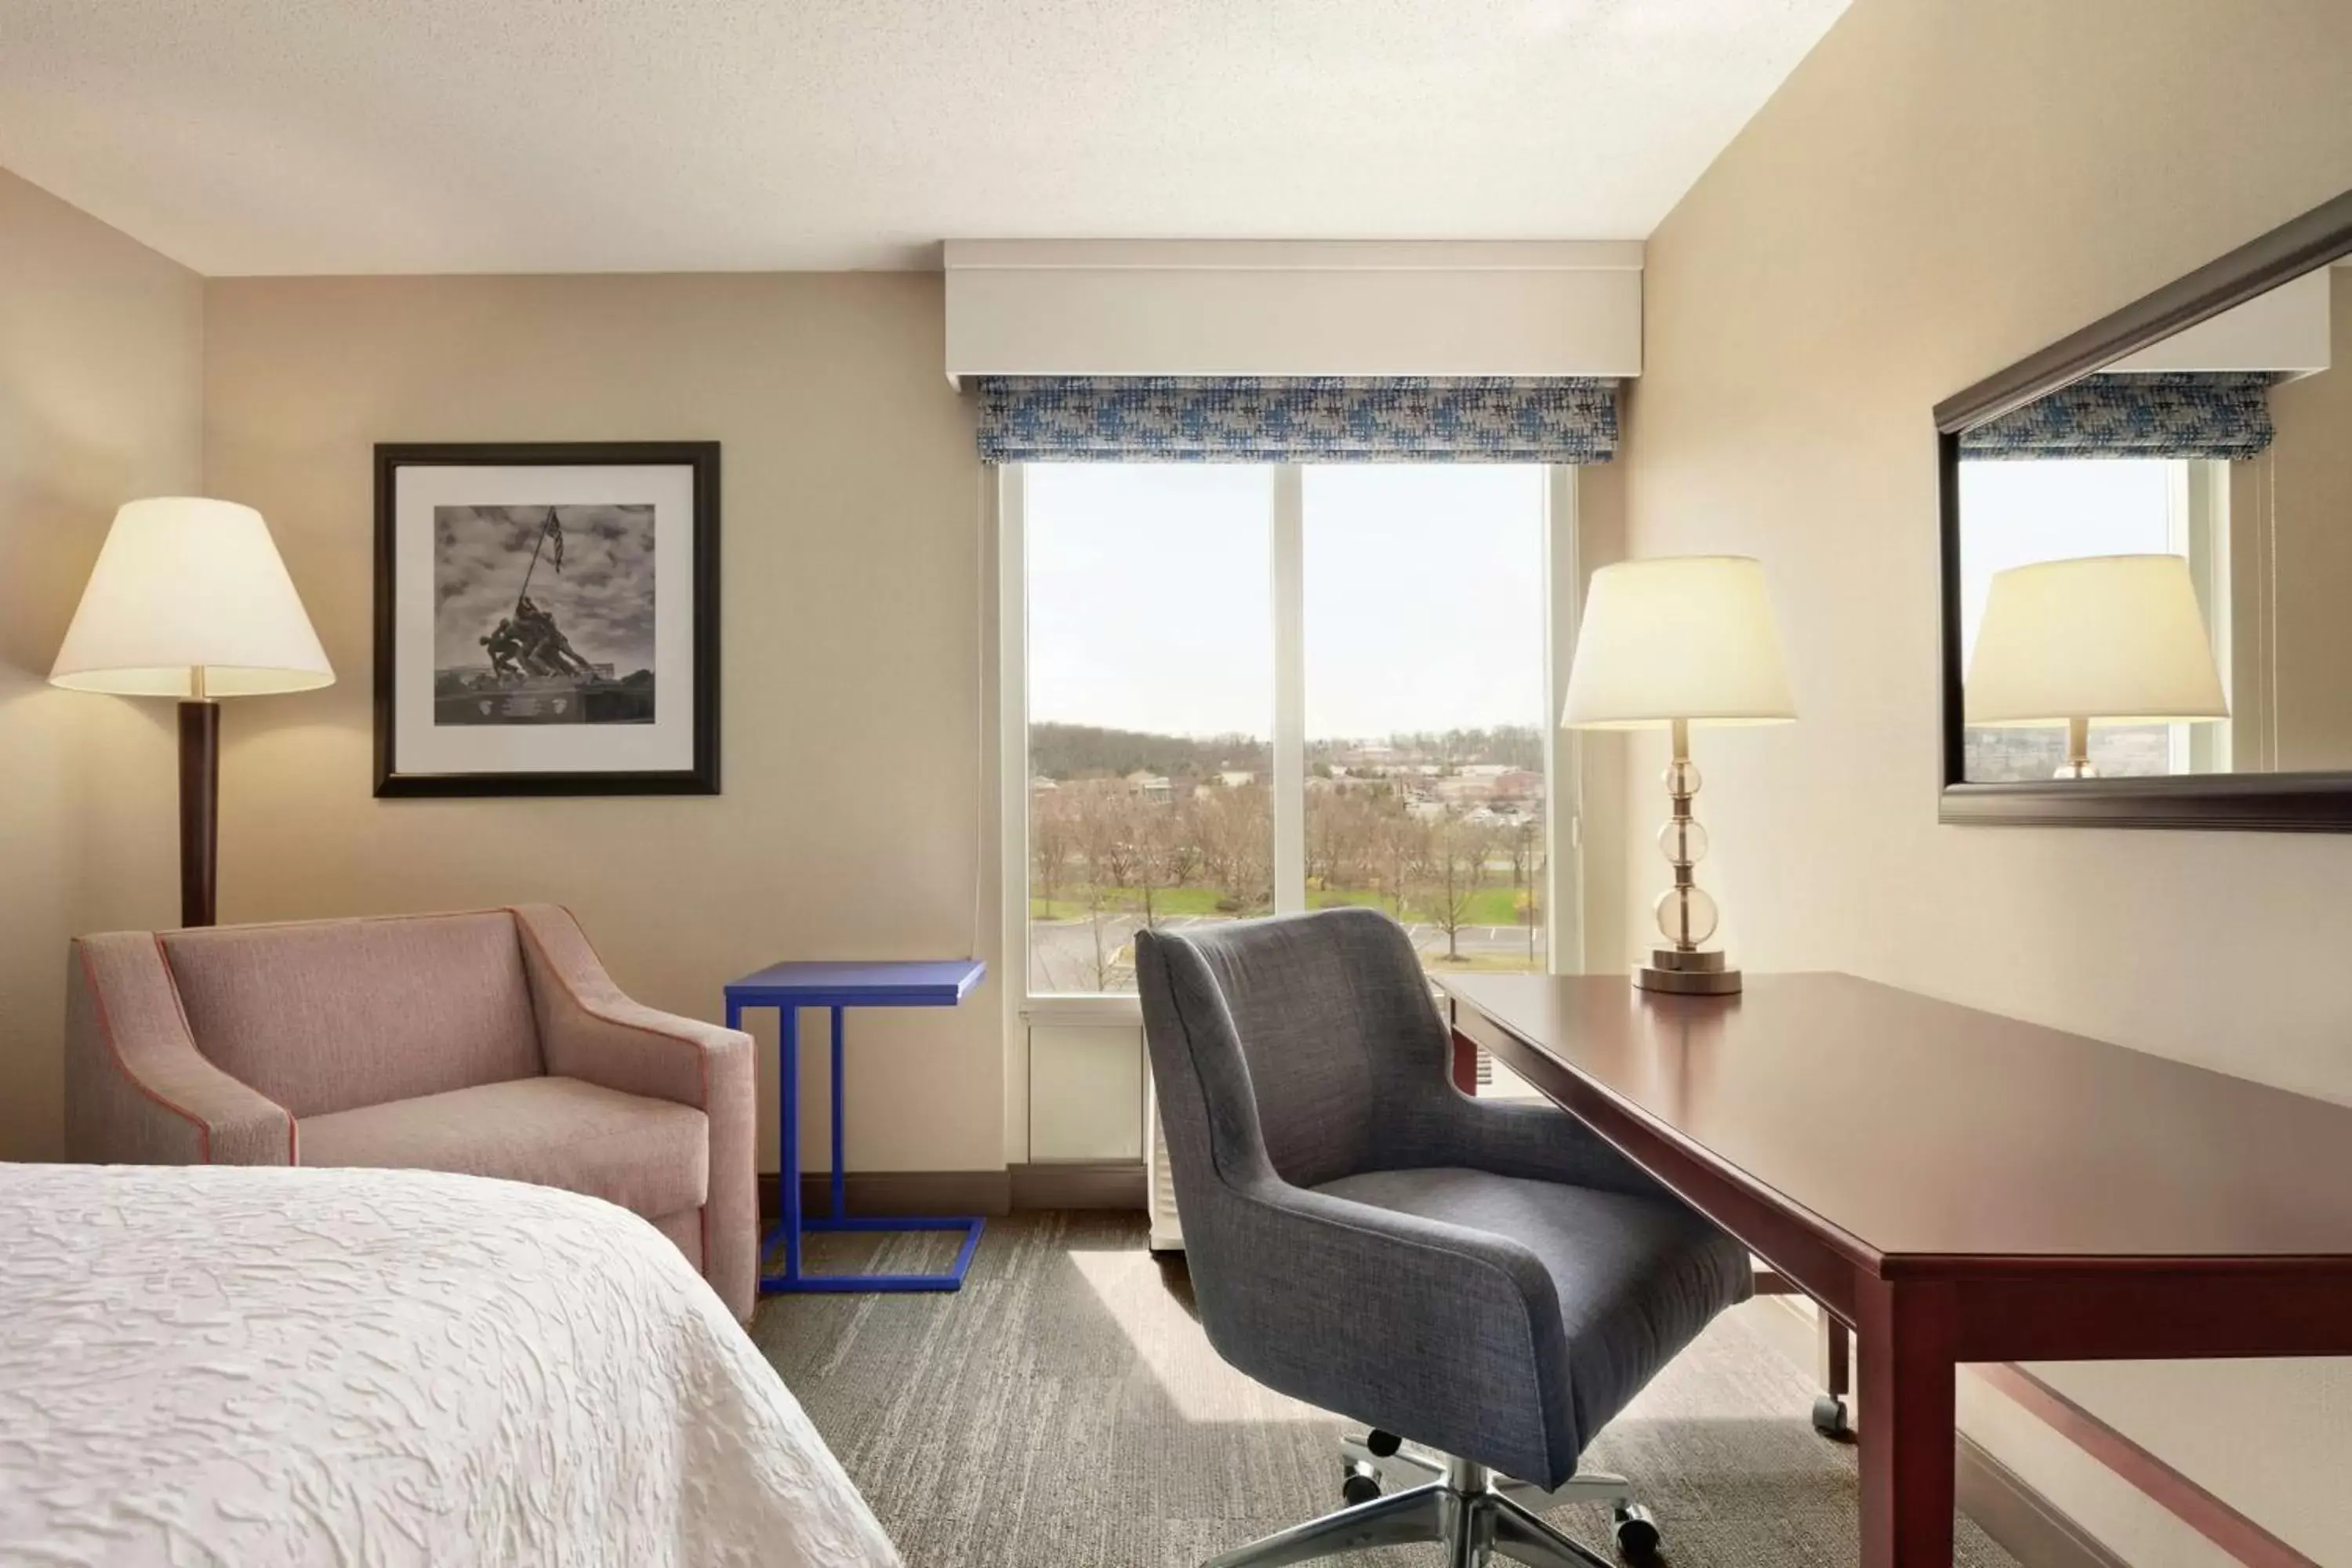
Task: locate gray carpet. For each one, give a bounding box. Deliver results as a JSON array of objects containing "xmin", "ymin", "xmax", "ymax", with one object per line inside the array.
[{"xmin": 753, "ymin": 1214, "xmax": 2019, "ymax": 1567}]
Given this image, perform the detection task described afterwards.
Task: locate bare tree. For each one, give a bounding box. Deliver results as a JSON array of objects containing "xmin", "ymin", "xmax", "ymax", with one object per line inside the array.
[
  {"xmin": 1031, "ymin": 786, "xmax": 1076, "ymax": 916},
  {"xmin": 1134, "ymin": 798, "xmax": 1201, "ymax": 928},
  {"xmin": 1196, "ymin": 782, "xmax": 1274, "ymax": 913},
  {"xmin": 1306, "ymin": 787, "xmax": 1382, "ymax": 898},
  {"xmin": 1069, "ymin": 781, "xmax": 1135, "ymax": 989},
  {"xmin": 1501, "ymin": 817, "xmax": 1543, "ymax": 964},
  {"xmin": 1372, "ymin": 808, "xmax": 1432, "ymax": 923},
  {"xmin": 1417, "ymin": 814, "xmax": 1493, "ymax": 963}
]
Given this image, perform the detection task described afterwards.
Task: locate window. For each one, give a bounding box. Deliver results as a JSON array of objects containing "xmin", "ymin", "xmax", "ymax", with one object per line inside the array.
[
  {"xmin": 1958, "ymin": 457, "xmax": 2230, "ymax": 780},
  {"xmin": 1022, "ymin": 466, "xmax": 1274, "ymax": 993},
  {"xmin": 1303, "ymin": 466, "xmax": 1551, "ymax": 971},
  {"xmin": 1013, "ymin": 462, "xmax": 1562, "ymax": 996}
]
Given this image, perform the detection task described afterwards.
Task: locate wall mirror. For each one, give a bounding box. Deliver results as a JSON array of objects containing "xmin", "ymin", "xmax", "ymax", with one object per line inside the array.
[{"xmin": 1938, "ymin": 188, "xmax": 2352, "ymax": 829}]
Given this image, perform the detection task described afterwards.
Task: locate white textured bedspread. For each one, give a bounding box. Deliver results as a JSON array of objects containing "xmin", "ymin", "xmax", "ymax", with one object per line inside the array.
[{"xmin": 0, "ymin": 1163, "xmax": 900, "ymax": 1568}]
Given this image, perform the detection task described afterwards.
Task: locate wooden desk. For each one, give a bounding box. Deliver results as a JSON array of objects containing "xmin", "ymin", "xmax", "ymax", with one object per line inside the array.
[{"xmin": 1437, "ymin": 971, "xmax": 2352, "ymax": 1568}]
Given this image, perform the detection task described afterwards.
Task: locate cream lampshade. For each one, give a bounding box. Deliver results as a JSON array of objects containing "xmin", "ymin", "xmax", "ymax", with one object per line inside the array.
[
  {"xmin": 1965, "ymin": 554, "xmax": 2226, "ymax": 779},
  {"xmin": 50, "ymin": 498, "xmax": 332, "ymax": 927},
  {"xmin": 52, "ymin": 498, "xmax": 332, "ymax": 697},
  {"xmin": 1563, "ymin": 556, "xmax": 1796, "ymax": 996}
]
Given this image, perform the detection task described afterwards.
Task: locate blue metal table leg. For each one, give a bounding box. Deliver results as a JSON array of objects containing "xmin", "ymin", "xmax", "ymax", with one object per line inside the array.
[
  {"xmin": 829, "ymin": 1005, "xmax": 848, "ymax": 1223},
  {"xmin": 778, "ymin": 1006, "xmax": 802, "ymax": 1286},
  {"xmin": 755, "ymin": 996, "xmax": 985, "ymax": 1295}
]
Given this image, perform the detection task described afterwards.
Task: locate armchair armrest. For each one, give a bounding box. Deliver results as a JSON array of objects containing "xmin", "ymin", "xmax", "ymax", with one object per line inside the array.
[
  {"xmin": 510, "ymin": 904, "xmax": 756, "ymax": 1318},
  {"xmin": 1417, "ymin": 1092, "xmax": 1673, "ymax": 1202},
  {"xmin": 65, "ymin": 934, "xmax": 294, "ymax": 1166},
  {"xmin": 1194, "ymin": 1171, "xmax": 1578, "ymax": 1488}
]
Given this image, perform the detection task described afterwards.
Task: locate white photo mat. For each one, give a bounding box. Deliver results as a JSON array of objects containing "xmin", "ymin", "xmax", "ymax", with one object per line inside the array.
[{"xmin": 391, "ymin": 463, "xmax": 698, "ymax": 777}]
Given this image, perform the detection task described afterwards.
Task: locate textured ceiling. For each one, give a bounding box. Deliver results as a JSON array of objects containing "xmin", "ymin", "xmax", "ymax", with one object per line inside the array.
[{"xmin": 0, "ymin": 0, "xmax": 1849, "ymax": 275}]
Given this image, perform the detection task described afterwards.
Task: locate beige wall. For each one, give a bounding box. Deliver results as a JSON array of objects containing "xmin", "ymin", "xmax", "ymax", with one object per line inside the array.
[
  {"xmin": 201, "ymin": 274, "xmax": 1003, "ymax": 1176},
  {"xmin": 2260, "ymin": 266, "xmax": 2352, "ymax": 771},
  {"xmin": 1621, "ymin": 1, "xmax": 2352, "ymax": 1559},
  {"xmin": 0, "ymin": 168, "xmax": 201, "ymax": 1160}
]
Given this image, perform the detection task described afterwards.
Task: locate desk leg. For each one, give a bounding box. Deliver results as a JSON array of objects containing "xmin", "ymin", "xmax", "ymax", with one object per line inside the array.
[
  {"xmin": 1815, "ymin": 1311, "xmax": 1853, "ymax": 1438},
  {"xmin": 1857, "ymin": 1279, "xmax": 1957, "ymax": 1568}
]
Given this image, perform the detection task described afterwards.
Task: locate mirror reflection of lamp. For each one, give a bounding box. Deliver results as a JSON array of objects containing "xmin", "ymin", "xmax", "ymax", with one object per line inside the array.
[{"xmin": 1965, "ymin": 554, "xmax": 2227, "ymax": 779}]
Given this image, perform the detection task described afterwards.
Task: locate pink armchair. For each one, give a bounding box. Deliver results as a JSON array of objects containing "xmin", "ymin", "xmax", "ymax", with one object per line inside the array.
[{"xmin": 64, "ymin": 905, "xmax": 757, "ymax": 1319}]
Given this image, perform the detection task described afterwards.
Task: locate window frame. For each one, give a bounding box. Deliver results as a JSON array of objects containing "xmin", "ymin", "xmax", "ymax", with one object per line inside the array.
[{"xmin": 996, "ymin": 460, "xmax": 1585, "ymax": 1032}]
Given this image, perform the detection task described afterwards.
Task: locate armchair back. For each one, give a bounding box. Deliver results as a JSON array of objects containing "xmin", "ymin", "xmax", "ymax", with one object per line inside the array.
[
  {"xmin": 159, "ymin": 912, "xmax": 544, "ymax": 1117},
  {"xmin": 1138, "ymin": 906, "xmax": 1453, "ymax": 1192}
]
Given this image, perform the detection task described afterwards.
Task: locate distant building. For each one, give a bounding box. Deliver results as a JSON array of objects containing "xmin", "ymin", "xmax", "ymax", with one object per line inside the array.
[
  {"xmin": 1123, "ymin": 769, "xmax": 1173, "ymax": 803},
  {"xmin": 1216, "ymin": 770, "xmax": 1256, "ymax": 789},
  {"xmin": 1030, "ymin": 775, "xmax": 1058, "ymax": 793}
]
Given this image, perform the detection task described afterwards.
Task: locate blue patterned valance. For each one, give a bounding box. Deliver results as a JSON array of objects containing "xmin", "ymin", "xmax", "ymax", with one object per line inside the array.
[
  {"xmin": 972, "ymin": 377, "xmax": 1618, "ymax": 465},
  {"xmin": 1960, "ymin": 372, "xmax": 2274, "ymax": 461}
]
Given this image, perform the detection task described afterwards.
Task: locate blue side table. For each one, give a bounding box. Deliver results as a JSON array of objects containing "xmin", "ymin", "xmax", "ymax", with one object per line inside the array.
[{"xmin": 725, "ymin": 957, "xmax": 988, "ymax": 1294}]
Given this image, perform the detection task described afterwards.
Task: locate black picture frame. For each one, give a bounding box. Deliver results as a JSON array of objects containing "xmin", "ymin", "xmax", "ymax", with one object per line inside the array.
[
  {"xmin": 1935, "ymin": 188, "xmax": 2352, "ymax": 831},
  {"xmin": 373, "ymin": 441, "xmax": 720, "ymax": 797}
]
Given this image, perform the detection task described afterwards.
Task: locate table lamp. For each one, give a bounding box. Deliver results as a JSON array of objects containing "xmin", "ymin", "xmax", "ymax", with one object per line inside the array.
[
  {"xmin": 1965, "ymin": 554, "xmax": 2227, "ymax": 778},
  {"xmin": 1562, "ymin": 555, "xmax": 1796, "ymax": 996},
  {"xmin": 50, "ymin": 498, "xmax": 333, "ymax": 927}
]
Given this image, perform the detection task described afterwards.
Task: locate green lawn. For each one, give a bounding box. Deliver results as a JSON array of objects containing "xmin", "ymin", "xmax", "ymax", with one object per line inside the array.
[
  {"xmin": 1029, "ymin": 885, "xmax": 1237, "ymax": 920},
  {"xmin": 1033, "ymin": 883, "xmax": 1537, "ymax": 926}
]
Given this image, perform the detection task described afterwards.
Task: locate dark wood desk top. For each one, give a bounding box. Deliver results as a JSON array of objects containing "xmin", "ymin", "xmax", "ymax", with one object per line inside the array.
[{"xmin": 1439, "ymin": 971, "xmax": 2352, "ymax": 1266}]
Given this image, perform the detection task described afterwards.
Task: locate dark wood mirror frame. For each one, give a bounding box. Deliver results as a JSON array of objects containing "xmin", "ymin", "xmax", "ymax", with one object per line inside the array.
[{"xmin": 1936, "ymin": 187, "xmax": 2352, "ymax": 830}]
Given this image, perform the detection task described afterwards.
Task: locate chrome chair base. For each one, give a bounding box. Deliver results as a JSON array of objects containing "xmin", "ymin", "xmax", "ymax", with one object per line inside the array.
[{"xmin": 1204, "ymin": 1439, "xmax": 1653, "ymax": 1568}]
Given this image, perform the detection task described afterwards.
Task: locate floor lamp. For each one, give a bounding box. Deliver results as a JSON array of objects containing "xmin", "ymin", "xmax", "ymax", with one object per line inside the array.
[{"xmin": 50, "ymin": 498, "xmax": 333, "ymax": 928}]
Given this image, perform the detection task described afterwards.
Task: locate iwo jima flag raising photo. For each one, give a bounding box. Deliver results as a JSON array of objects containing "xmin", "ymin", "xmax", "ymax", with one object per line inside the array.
[{"xmin": 433, "ymin": 503, "xmax": 657, "ymax": 726}]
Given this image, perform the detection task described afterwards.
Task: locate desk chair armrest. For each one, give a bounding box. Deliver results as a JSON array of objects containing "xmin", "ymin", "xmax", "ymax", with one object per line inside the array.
[
  {"xmin": 1203, "ymin": 1177, "xmax": 1577, "ymax": 1489},
  {"xmin": 511, "ymin": 904, "xmax": 756, "ymax": 1318},
  {"xmin": 1419, "ymin": 1095, "xmax": 1671, "ymax": 1203},
  {"xmin": 65, "ymin": 935, "xmax": 296, "ymax": 1166}
]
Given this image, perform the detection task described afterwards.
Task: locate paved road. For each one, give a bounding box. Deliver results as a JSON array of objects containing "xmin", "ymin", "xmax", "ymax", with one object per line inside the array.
[{"xmin": 1027, "ymin": 912, "xmax": 1544, "ymax": 993}]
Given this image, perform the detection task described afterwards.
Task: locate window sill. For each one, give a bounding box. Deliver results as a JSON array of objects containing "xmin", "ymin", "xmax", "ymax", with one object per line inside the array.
[{"xmin": 1021, "ymin": 994, "xmax": 1146, "ymax": 1026}]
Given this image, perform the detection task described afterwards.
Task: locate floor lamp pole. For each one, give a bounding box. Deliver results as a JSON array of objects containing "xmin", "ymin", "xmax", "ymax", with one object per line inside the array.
[{"xmin": 178, "ymin": 666, "xmax": 220, "ymax": 928}]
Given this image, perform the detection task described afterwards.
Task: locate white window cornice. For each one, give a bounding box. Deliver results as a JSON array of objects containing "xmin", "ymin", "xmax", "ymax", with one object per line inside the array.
[{"xmin": 943, "ymin": 239, "xmax": 1643, "ymax": 385}]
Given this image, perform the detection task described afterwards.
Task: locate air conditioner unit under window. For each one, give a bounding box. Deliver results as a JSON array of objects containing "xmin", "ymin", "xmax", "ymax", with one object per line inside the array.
[{"xmin": 1145, "ymin": 1079, "xmax": 1183, "ymax": 1253}]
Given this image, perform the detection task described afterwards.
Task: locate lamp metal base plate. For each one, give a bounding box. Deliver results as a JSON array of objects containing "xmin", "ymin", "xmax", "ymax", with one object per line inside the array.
[{"xmin": 1635, "ymin": 947, "xmax": 1743, "ymax": 996}]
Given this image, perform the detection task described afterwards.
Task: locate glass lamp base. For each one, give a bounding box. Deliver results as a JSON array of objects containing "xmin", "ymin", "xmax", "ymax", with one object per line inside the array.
[{"xmin": 1635, "ymin": 946, "xmax": 1743, "ymax": 996}]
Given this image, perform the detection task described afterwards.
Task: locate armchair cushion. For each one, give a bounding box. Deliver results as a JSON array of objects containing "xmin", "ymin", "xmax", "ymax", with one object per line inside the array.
[
  {"xmin": 161, "ymin": 913, "xmax": 543, "ymax": 1118},
  {"xmin": 1315, "ymin": 1167, "xmax": 1754, "ymax": 1457},
  {"xmin": 299, "ymin": 1076, "xmax": 710, "ymax": 1222}
]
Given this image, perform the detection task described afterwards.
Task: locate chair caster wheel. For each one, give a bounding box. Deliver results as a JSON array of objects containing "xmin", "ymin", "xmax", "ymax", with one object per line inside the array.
[
  {"xmin": 1613, "ymin": 1504, "xmax": 1660, "ymax": 1561},
  {"xmin": 1812, "ymin": 1395, "xmax": 1852, "ymax": 1439},
  {"xmin": 1365, "ymin": 1429, "xmax": 1402, "ymax": 1458},
  {"xmin": 1341, "ymin": 1462, "xmax": 1382, "ymax": 1507}
]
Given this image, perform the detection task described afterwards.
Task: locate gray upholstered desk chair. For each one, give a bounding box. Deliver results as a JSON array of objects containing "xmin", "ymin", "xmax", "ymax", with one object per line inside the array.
[{"xmin": 1136, "ymin": 908, "xmax": 1753, "ymax": 1568}]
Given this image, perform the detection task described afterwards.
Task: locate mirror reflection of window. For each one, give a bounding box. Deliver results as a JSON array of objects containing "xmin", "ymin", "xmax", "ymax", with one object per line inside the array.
[
  {"xmin": 1953, "ymin": 263, "xmax": 2352, "ymax": 783},
  {"xmin": 1957, "ymin": 457, "xmax": 2228, "ymax": 781}
]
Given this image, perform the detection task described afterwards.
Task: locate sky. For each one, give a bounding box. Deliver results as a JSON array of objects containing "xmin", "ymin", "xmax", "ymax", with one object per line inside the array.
[
  {"xmin": 435, "ymin": 503, "xmax": 658, "ymax": 672},
  {"xmin": 1025, "ymin": 463, "xmax": 1548, "ymax": 741}
]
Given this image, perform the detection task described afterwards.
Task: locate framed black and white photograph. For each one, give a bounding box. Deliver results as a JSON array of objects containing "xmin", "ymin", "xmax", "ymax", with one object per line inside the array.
[{"xmin": 374, "ymin": 441, "xmax": 719, "ymax": 797}]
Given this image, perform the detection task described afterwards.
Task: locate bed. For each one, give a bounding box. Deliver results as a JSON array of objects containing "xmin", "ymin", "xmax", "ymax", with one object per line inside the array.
[{"xmin": 0, "ymin": 1162, "xmax": 901, "ymax": 1568}]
